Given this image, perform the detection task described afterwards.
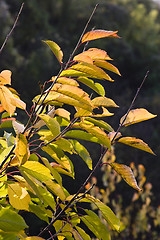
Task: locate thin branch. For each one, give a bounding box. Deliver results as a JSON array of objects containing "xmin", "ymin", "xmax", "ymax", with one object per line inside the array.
[{"xmin": 0, "ymin": 3, "xmax": 24, "ymax": 55}]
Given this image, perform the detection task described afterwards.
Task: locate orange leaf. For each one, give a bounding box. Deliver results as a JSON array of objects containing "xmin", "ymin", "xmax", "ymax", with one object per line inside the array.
[
  {"xmin": 75, "ymin": 48, "xmax": 112, "ymax": 61},
  {"xmin": 52, "ymin": 76, "xmax": 79, "ymax": 86},
  {"xmin": 0, "ymin": 70, "xmax": 12, "ymax": 85},
  {"xmin": 118, "ymin": 137, "xmax": 155, "ymax": 155},
  {"xmin": 74, "ymin": 54, "xmax": 93, "ymax": 64},
  {"xmin": 120, "ymin": 108, "xmax": 157, "ymax": 127},
  {"xmin": 94, "ymin": 60, "xmax": 121, "ymax": 76},
  {"xmin": 81, "ymin": 30, "xmax": 120, "ymax": 43},
  {"xmin": 0, "ymin": 85, "xmax": 16, "ymax": 115}
]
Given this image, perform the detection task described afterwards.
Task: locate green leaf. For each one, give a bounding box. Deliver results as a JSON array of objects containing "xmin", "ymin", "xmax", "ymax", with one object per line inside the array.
[
  {"xmin": 44, "ymin": 180, "xmax": 66, "ymax": 201},
  {"xmin": 20, "ymin": 161, "xmax": 53, "ymax": 182},
  {"xmin": 75, "ymin": 226, "xmax": 91, "ymax": 240},
  {"xmin": 0, "ymin": 208, "xmax": 28, "ymax": 232},
  {"xmin": 95, "ymin": 201, "xmax": 121, "ymax": 232},
  {"xmin": 85, "ymin": 117, "xmax": 114, "ymax": 132},
  {"xmin": 92, "ymin": 96, "xmax": 119, "ymax": 108},
  {"xmin": 84, "ymin": 209, "xmax": 111, "ymax": 240},
  {"xmin": 109, "ymin": 162, "xmax": 142, "ymax": 191},
  {"xmin": 43, "ymin": 40, "xmax": 63, "ymax": 63},
  {"xmin": 29, "ymin": 202, "xmax": 50, "ymax": 223},
  {"xmin": 77, "ymin": 77, "xmax": 105, "ymax": 96},
  {"xmin": 0, "ymin": 232, "xmax": 18, "ymax": 240},
  {"xmin": 0, "ymin": 145, "xmax": 14, "ymax": 165},
  {"xmin": 38, "ymin": 114, "xmax": 60, "ymax": 138},
  {"xmin": 120, "ymin": 108, "xmax": 157, "ymax": 126},
  {"xmin": 8, "ymin": 183, "xmax": 31, "ymax": 210},
  {"xmin": 70, "ymin": 140, "xmax": 92, "ymax": 170},
  {"xmin": 118, "ymin": 137, "xmax": 155, "ymax": 155},
  {"xmin": 4, "ymin": 132, "xmax": 15, "ymax": 147}
]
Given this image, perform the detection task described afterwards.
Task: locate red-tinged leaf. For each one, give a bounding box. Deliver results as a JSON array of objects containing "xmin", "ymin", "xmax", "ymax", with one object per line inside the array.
[
  {"xmin": 92, "ymin": 96, "xmax": 119, "ymax": 108},
  {"xmin": 43, "ymin": 40, "xmax": 63, "ymax": 63},
  {"xmin": 0, "ymin": 85, "xmax": 16, "ymax": 115},
  {"xmin": 94, "ymin": 60, "xmax": 121, "ymax": 75},
  {"xmin": 118, "ymin": 137, "xmax": 155, "ymax": 155},
  {"xmin": 55, "ymin": 108, "xmax": 70, "ymax": 120},
  {"xmin": 81, "ymin": 30, "xmax": 120, "ymax": 43},
  {"xmin": 51, "ymin": 76, "xmax": 79, "ymax": 86},
  {"xmin": 109, "ymin": 162, "xmax": 142, "ymax": 191},
  {"xmin": 0, "ymin": 70, "xmax": 12, "ymax": 85},
  {"xmin": 77, "ymin": 48, "xmax": 112, "ymax": 60},
  {"xmin": 71, "ymin": 62, "xmax": 113, "ymax": 81},
  {"xmin": 120, "ymin": 108, "xmax": 157, "ymax": 127}
]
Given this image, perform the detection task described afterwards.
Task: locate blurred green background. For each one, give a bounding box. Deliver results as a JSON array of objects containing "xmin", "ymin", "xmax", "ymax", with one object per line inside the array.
[{"xmin": 0, "ymin": 0, "xmax": 160, "ymax": 238}]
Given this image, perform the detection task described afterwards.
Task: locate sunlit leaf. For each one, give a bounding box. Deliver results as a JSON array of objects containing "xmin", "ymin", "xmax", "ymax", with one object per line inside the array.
[
  {"xmin": 8, "ymin": 183, "xmax": 31, "ymax": 210},
  {"xmin": 43, "ymin": 40, "xmax": 63, "ymax": 63},
  {"xmin": 75, "ymin": 48, "xmax": 112, "ymax": 61},
  {"xmin": 70, "ymin": 139, "xmax": 92, "ymax": 170},
  {"xmin": 94, "ymin": 60, "xmax": 121, "ymax": 75},
  {"xmin": 120, "ymin": 108, "xmax": 157, "ymax": 126},
  {"xmin": 20, "ymin": 161, "xmax": 53, "ymax": 182},
  {"xmin": 53, "ymin": 220, "xmax": 72, "ymax": 239},
  {"xmin": 0, "ymin": 70, "xmax": 12, "ymax": 85},
  {"xmin": 13, "ymin": 96, "xmax": 26, "ymax": 110},
  {"xmin": 38, "ymin": 113, "xmax": 60, "ymax": 137},
  {"xmin": 75, "ymin": 106, "xmax": 114, "ymax": 118},
  {"xmin": 79, "ymin": 122, "xmax": 111, "ymax": 149},
  {"xmin": 25, "ymin": 237, "xmax": 45, "ymax": 240},
  {"xmin": 85, "ymin": 117, "xmax": 114, "ymax": 132},
  {"xmin": 118, "ymin": 137, "xmax": 155, "ymax": 155},
  {"xmin": 81, "ymin": 30, "xmax": 120, "ymax": 43},
  {"xmin": 45, "ymin": 180, "xmax": 66, "ymax": 200},
  {"xmin": 70, "ymin": 62, "xmax": 113, "ymax": 81},
  {"xmin": 0, "ymin": 145, "xmax": 14, "ymax": 165},
  {"xmin": 52, "ymin": 76, "xmax": 79, "ymax": 86},
  {"xmin": 109, "ymin": 162, "xmax": 141, "ymax": 191},
  {"xmin": 15, "ymin": 133, "xmax": 29, "ymax": 165},
  {"xmin": 54, "ymin": 138, "xmax": 74, "ymax": 154},
  {"xmin": 0, "ymin": 208, "xmax": 28, "ymax": 232},
  {"xmin": 0, "ymin": 85, "xmax": 16, "ymax": 115},
  {"xmin": 92, "ymin": 96, "xmax": 119, "ymax": 108},
  {"xmin": 77, "ymin": 77, "xmax": 105, "ymax": 96},
  {"xmin": 52, "ymin": 83, "xmax": 93, "ymax": 108},
  {"xmin": 74, "ymin": 54, "xmax": 93, "ymax": 64}
]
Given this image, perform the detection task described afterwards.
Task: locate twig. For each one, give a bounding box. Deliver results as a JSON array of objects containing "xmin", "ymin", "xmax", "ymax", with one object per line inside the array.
[{"xmin": 0, "ymin": 3, "xmax": 24, "ymax": 55}]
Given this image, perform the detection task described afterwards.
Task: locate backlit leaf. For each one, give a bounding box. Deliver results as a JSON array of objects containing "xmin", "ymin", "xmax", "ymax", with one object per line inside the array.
[
  {"xmin": 109, "ymin": 162, "xmax": 141, "ymax": 191},
  {"xmin": 25, "ymin": 237, "xmax": 45, "ymax": 240},
  {"xmin": 94, "ymin": 60, "xmax": 121, "ymax": 75},
  {"xmin": 75, "ymin": 106, "xmax": 113, "ymax": 118},
  {"xmin": 13, "ymin": 96, "xmax": 26, "ymax": 110},
  {"xmin": 81, "ymin": 30, "xmax": 120, "ymax": 43},
  {"xmin": 85, "ymin": 117, "xmax": 114, "ymax": 132},
  {"xmin": 71, "ymin": 62, "xmax": 113, "ymax": 81},
  {"xmin": 38, "ymin": 113, "xmax": 60, "ymax": 137},
  {"xmin": 45, "ymin": 180, "xmax": 66, "ymax": 200},
  {"xmin": 15, "ymin": 133, "xmax": 29, "ymax": 165},
  {"xmin": 0, "ymin": 85, "xmax": 16, "ymax": 115},
  {"xmin": 120, "ymin": 108, "xmax": 157, "ymax": 126},
  {"xmin": 70, "ymin": 139, "xmax": 92, "ymax": 170},
  {"xmin": 43, "ymin": 40, "xmax": 63, "ymax": 63},
  {"xmin": 8, "ymin": 183, "xmax": 31, "ymax": 210},
  {"xmin": 74, "ymin": 54, "xmax": 93, "ymax": 64},
  {"xmin": 0, "ymin": 208, "xmax": 28, "ymax": 232},
  {"xmin": 20, "ymin": 161, "xmax": 53, "ymax": 182},
  {"xmin": 118, "ymin": 137, "xmax": 155, "ymax": 155},
  {"xmin": 92, "ymin": 96, "xmax": 119, "ymax": 108},
  {"xmin": 75, "ymin": 48, "xmax": 112, "ymax": 60},
  {"xmin": 77, "ymin": 77, "xmax": 105, "ymax": 96},
  {"xmin": 51, "ymin": 76, "xmax": 79, "ymax": 86},
  {"xmin": 79, "ymin": 122, "xmax": 111, "ymax": 149},
  {"xmin": 0, "ymin": 70, "xmax": 11, "ymax": 85}
]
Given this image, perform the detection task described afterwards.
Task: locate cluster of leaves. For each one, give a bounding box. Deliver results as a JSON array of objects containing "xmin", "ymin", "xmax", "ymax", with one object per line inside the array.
[
  {"xmin": 88, "ymin": 148, "xmax": 160, "ymax": 239},
  {"xmin": 0, "ymin": 26, "xmax": 156, "ymax": 240}
]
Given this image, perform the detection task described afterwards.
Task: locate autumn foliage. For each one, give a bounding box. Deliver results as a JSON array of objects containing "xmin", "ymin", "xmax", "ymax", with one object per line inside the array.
[{"xmin": 0, "ymin": 25, "xmax": 156, "ymax": 240}]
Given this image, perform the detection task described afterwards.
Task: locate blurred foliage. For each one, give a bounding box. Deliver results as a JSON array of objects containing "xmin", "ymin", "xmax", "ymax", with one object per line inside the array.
[{"xmin": 88, "ymin": 147, "xmax": 160, "ymax": 240}]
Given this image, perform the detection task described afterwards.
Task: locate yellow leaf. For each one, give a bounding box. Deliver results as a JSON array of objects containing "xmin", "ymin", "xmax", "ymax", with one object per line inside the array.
[
  {"xmin": 118, "ymin": 137, "xmax": 155, "ymax": 155},
  {"xmin": 13, "ymin": 96, "xmax": 26, "ymax": 110},
  {"xmin": 0, "ymin": 85, "xmax": 16, "ymax": 115},
  {"xmin": 92, "ymin": 96, "xmax": 119, "ymax": 108},
  {"xmin": 120, "ymin": 108, "xmax": 157, "ymax": 126},
  {"xmin": 25, "ymin": 237, "xmax": 45, "ymax": 240},
  {"xmin": 38, "ymin": 113, "xmax": 60, "ymax": 137},
  {"xmin": 45, "ymin": 180, "xmax": 66, "ymax": 201},
  {"xmin": 74, "ymin": 54, "xmax": 93, "ymax": 64},
  {"xmin": 94, "ymin": 60, "xmax": 121, "ymax": 76},
  {"xmin": 81, "ymin": 30, "xmax": 120, "ymax": 43},
  {"xmin": 75, "ymin": 106, "xmax": 113, "ymax": 118},
  {"xmin": 55, "ymin": 108, "xmax": 70, "ymax": 120},
  {"xmin": 43, "ymin": 40, "xmax": 63, "ymax": 63},
  {"xmin": 71, "ymin": 62, "xmax": 113, "ymax": 81},
  {"xmin": 79, "ymin": 122, "xmax": 111, "ymax": 149},
  {"xmin": 0, "ymin": 70, "xmax": 12, "ymax": 85},
  {"xmin": 8, "ymin": 183, "xmax": 31, "ymax": 210},
  {"xmin": 15, "ymin": 134, "xmax": 30, "ymax": 165},
  {"xmin": 74, "ymin": 48, "xmax": 112, "ymax": 61},
  {"xmin": 109, "ymin": 163, "xmax": 141, "ymax": 191},
  {"xmin": 51, "ymin": 76, "xmax": 79, "ymax": 86}
]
